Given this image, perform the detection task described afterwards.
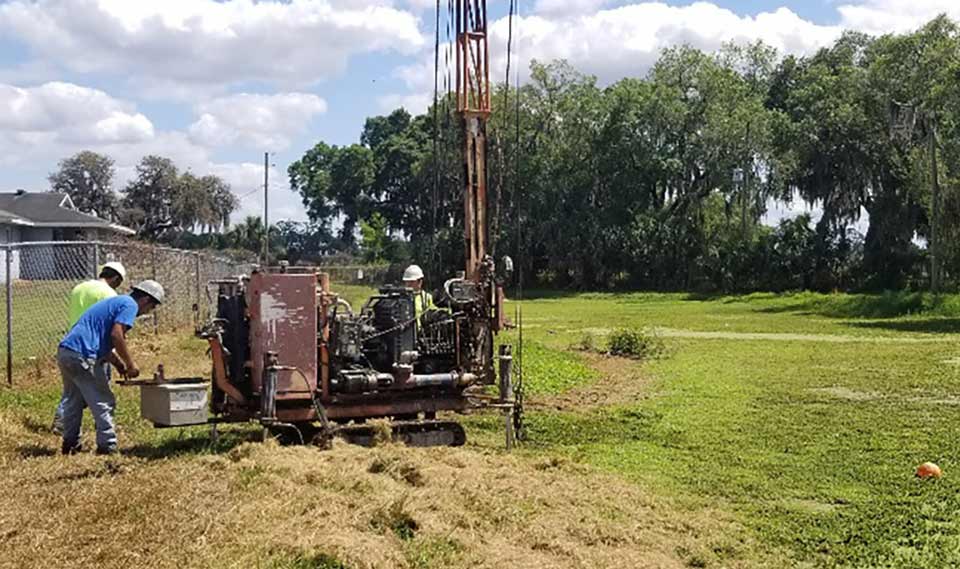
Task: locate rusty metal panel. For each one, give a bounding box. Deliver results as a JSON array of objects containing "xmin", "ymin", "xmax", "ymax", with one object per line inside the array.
[{"xmin": 248, "ymin": 272, "xmax": 317, "ymax": 401}]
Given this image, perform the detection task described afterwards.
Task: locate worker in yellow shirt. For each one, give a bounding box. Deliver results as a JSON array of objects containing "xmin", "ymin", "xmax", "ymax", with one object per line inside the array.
[
  {"xmin": 402, "ymin": 264, "xmax": 435, "ymax": 324},
  {"xmin": 52, "ymin": 261, "xmax": 126, "ymax": 434}
]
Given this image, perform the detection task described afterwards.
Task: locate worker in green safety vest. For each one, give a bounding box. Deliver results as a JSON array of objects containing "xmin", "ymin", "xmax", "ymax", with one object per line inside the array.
[{"xmin": 402, "ymin": 264, "xmax": 435, "ymax": 324}]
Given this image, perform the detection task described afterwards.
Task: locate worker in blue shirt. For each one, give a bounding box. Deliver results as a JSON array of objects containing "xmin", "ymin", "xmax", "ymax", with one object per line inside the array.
[{"xmin": 57, "ymin": 280, "xmax": 165, "ymax": 455}]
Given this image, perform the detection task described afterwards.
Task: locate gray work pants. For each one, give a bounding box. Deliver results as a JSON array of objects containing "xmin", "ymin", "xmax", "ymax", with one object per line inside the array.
[{"xmin": 57, "ymin": 347, "xmax": 117, "ymax": 453}]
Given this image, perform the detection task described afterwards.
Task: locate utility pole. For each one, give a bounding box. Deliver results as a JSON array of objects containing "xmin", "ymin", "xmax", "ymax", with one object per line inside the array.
[
  {"xmin": 741, "ymin": 167, "xmax": 750, "ymax": 239},
  {"xmin": 733, "ymin": 167, "xmax": 746, "ymax": 238},
  {"xmin": 262, "ymin": 151, "xmax": 269, "ymax": 267},
  {"xmin": 741, "ymin": 121, "xmax": 752, "ymax": 241},
  {"xmin": 929, "ymin": 115, "xmax": 941, "ymax": 293}
]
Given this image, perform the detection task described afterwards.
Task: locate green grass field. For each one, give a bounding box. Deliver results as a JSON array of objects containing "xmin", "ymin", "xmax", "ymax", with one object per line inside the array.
[
  {"xmin": 4, "ymin": 289, "xmax": 960, "ymax": 567},
  {"xmin": 488, "ymin": 291, "xmax": 960, "ymax": 568}
]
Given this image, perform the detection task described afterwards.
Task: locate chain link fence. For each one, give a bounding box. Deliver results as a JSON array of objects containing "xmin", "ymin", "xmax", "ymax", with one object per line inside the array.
[
  {"xmin": 1, "ymin": 241, "xmax": 251, "ymax": 385},
  {"xmin": 317, "ymin": 264, "xmax": 391, "ymax": 286}
]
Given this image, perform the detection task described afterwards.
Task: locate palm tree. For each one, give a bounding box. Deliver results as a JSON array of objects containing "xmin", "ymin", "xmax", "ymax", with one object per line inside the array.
[{"xmin": 228, "ymin": 216, "xmax": 264, "ymax": 252}]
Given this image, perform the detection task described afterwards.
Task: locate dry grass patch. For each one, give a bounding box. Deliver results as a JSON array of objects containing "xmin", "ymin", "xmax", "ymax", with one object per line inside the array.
[{"xmin": 0, "ymin": 416, "xmax": 765, "ymax": 569}]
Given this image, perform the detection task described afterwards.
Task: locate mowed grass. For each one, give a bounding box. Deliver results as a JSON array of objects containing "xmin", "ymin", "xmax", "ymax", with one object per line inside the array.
[
  {"xmin": 498, "ymin": 291, "xmax": 960, "ymax": 568},
  {"xmin": 5, "ymin": 288, "xmax": 960, "ymax": 567},
  {"xmin": 517, "ymin": 290, "xmax": 960, "ymax": 340}
]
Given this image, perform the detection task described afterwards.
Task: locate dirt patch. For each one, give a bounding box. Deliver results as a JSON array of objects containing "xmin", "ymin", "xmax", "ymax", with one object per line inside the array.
[
  {"xmin": 556, "ymin": 326, "xmax": 950, "ymax": 344},
  {"xmin": 806, "ymin": 387, "xmax": 960, "ymax": 406},
  {"xmin": 807, "ymin": 387, "xmax": 882, "ymax": 402},
  {"xmin": 0, "ymin": 414, "xmax": 771, "ymax": 569},
  {"xmin": 532, "ymin": 353, "xmax": 655, "ymax": 413},
  {"xmin": 656, "ymin": 328, "xmax": 950, "ymax": 344},
  {"xmin": 912, "ymin": 397, "xmax": 960, "ymax": 405}
]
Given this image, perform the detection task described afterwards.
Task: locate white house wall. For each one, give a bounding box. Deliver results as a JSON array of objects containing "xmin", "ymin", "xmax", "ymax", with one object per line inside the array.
[{"xmin": 0, "ymin": 226, "xmax": 22, "ymax": 283}]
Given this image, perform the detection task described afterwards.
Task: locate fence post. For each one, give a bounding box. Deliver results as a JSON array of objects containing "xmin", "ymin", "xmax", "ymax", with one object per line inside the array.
[
  {"xmin": 6, "ymin": 246, "xmax": 12, "ymax": 386},
  {"xmin": 194, "ymin": 252, "xmax": 202, "ymax": 326},
  {"xmin": 92, "ymin": 242, "xmax": 100, "ymax": 279},
  {"xmin": 151, "ymin": 248, "xmax": 159, "ymax": 334}
]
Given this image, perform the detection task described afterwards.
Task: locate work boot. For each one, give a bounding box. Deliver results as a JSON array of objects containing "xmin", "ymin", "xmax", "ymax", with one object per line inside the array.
[{"xmin": 61, "ymin": 442, "xmax": 82, "ymax": 455}]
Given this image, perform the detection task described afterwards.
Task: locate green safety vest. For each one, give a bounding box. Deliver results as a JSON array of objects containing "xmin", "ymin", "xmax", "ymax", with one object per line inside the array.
[
  {"xmin": 67, "ymin": 280, "xmax": 117, "ymax": 327},
  {"xmin": 414, "ymin": 291, "xmax": 434, "ymax": 323}
]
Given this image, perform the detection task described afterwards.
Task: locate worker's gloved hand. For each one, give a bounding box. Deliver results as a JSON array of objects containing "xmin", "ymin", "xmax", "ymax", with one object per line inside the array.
[{"xmin": 126, "ymin": 365, "xmax": 141, "ymax": 379}]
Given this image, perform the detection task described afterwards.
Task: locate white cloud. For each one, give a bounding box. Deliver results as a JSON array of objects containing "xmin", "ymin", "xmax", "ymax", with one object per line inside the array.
[
  {"xmin": 383, "ymin": 0, "xmax": 960, "ymax": 118},
  {"xmin": 378, "ymin": 92, "xmax": 433, "ymax": 114},
  {"xmin": 189, "ymin": 93, "xmax": 328, "ymax": 151},
  {"xmin": 208, "ymin": 162, "xmax": 306, "ymax": 222},
  {"xmin": 0, "ymin": 81, "xmax": 154, "ymax": 145},
  {"xmin": 387, "ymin": 3, "xmax": 841, "ymax": 111},
  {"xmin": 401, "ymin": 0, "xmax": 437, "ymax": 11},
  {"xmin": 0, "ymin": 0, "xmax": 425, "ymax": 96},
  {"xmin": 534, "ymin": 0, "xmax": 612, "ymax": 17},
  {"xmin": 78, "ymin": 112, "xmax": 155, "ymax": 145},
  {"xmin": 499, "ymin": 4, "xmax": 840, "ymax": 83},
  {"xmin": 0, "ymin": 78, "xmax": 308, "ymax": 221},
  {"xmin": 838, "ymin": 0, "xmax": 960, "ymax": 35}
]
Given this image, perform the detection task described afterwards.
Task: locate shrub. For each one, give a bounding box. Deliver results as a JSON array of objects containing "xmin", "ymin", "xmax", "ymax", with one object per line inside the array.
[{"xmin": 606, "ymin": 328, "xmax": 665, "ymax": 359}]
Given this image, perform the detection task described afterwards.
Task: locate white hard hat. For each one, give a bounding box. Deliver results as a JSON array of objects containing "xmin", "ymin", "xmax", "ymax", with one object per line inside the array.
[
  {"xmin": 403, "ymin": 264, "xmax": 424, "ymax": 281},
  {"xmin": 100, "ymin": 261, "xmax": 126, "ymax": 281},
  {"xmin": 132, "ymin": 279, "xmax": 165, "ymax": 304}
]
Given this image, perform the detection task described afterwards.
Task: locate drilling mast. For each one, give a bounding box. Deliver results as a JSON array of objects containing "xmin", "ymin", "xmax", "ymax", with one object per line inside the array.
[{"xmin": 456, "ymin": 0, "xmax": 491, "ymax": 281}]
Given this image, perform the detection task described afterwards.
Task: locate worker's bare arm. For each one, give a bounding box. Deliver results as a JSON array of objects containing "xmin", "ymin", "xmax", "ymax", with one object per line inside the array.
[
  {"xmin": 106, "ymin": 350, "xmax": 127, "ymax": 376},
  {"xmin": 110, "ymin": 323, "xmax": 139, "ymax": 378}
]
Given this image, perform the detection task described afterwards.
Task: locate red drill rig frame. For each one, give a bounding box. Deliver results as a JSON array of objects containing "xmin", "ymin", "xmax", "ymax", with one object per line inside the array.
[{"xmin": 137, "ymin": 0, "xmax": 516, "ymax": 448}]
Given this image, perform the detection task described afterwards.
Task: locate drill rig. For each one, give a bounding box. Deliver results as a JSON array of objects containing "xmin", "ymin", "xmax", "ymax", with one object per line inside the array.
[{"xmin": 138, "ymin": 0, "xmax": 516, "ymax": 447}]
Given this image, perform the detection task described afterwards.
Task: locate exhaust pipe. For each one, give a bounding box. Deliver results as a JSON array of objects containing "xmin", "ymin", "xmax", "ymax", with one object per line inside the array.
[{"xmin": 410, "ymin": 372, "xmax": 477, "ymax": 388}]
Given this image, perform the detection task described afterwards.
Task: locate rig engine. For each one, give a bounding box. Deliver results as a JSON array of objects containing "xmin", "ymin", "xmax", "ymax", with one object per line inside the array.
[{"xmin": 201, "ymin": 256, "xmax": 512, "ymax": 447}]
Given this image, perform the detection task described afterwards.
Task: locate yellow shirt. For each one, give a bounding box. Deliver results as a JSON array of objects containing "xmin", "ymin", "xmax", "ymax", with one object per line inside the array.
[
  {"xmin": 67, "ymin": 280, "xmax": 117, "ymax": 327},
  {"xmin": 414, "ymin": 290, "xmax": 435, "ymax": 323}
]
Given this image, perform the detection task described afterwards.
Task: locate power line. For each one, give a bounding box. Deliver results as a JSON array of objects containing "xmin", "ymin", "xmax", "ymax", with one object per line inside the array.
[
  {"xmin": 236, "ymin": 187, "xmax": 262, "ymax": 202},
  {"xmin": 431, "ymin": 0, "xmax": 441, "ymax": 279},
  {"xmin": 513, "ymin": 0, "xmax": 525, "ymax": 442}
]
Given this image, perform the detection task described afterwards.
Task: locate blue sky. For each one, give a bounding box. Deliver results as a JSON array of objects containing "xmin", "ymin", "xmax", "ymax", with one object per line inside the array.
[{"xmin": 0, "ymin": 0, "xmax": 955, "ymax": 224}]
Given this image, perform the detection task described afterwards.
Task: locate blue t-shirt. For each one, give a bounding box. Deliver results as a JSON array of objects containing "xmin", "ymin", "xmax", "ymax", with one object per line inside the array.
[{"xmin": 60, "ymin": 295, "xmax": 138, "ymax": 359}]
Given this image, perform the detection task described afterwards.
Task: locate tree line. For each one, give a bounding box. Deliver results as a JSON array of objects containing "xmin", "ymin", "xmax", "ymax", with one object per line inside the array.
[
  {"xmin": 48, "ymin": 151, "xmax": 250, "ymax": 257},
  {"xmin": 50, "ymin": 152, "xmax": 236, "ymax": 235},
  {"xmin": 48, "ymin": 150, "xmax": 338, "ymax": 262},
  {"xmin": 289, "ymin": 16, "xmax": 960, "ymax": 292}
]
